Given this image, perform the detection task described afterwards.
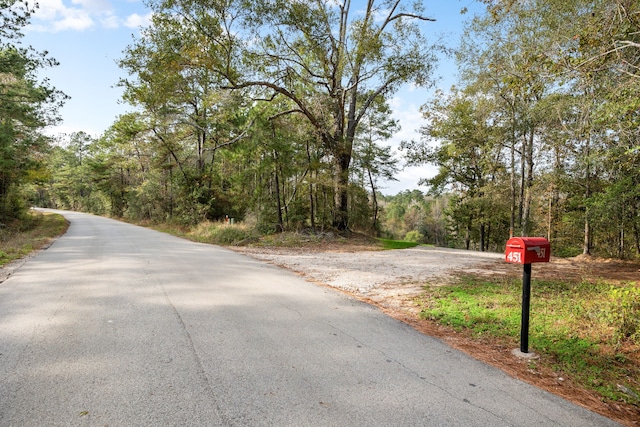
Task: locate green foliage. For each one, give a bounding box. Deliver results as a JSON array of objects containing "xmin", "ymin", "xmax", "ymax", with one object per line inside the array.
[
  {"xmin": 603, "ymin": 285, "xmax": 640, "ymax": 346},
  {"xmin": 209, "ymin": 226, "xmax": 253, "ymax": 246},
  {"xmin": 404, "ymin": 230, "xmax": 424, "ymax": 243},
  {"xmin": 26, "ymin": 0, "xmax": 640, "ymax": 260},
  {"xmin": 389, "ymin": 0, "xmax": 640, "ymax": 258},
  {"xmin": 0, "ymin": 0, "xmax": 66, "ymax": 222},
  {"xmin": 132, "ymin": 0, "xmax": 442, "ymax": 230}
]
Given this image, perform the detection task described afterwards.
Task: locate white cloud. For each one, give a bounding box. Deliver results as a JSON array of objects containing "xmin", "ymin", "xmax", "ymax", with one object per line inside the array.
[
  {"xmin": 28, "ymin": 0, "xmax": 98, "ymax": 32},
  {"xmin": 389, "ymin": 96, "xmax": 424, "ymax": 148},
  {"xmin": 376, "ymin": 92, "xmax": 438, "ymax": 195},
  {"xmin": 33, "ymin": 0, "xmax": 69, "ymax": 21},
  {"xmin": 53, "ymin": 8, "xmax": 95, "ymax": 31},
  {"xmin": 100, "ymin": 13, "xmax": 120, "ymax": 29},
  {"xmin": 27, "ymin": 0, "xmax": 150, "ymax": 32},
  {"xmin": 71, "ymin": 0, "xmax": 111, "ymax": 12},
  {"xmin": 43, "ymin": 123, "xmax": 102, "ymax": 138},
  {"xmin": 124, "ymin": 12, "xmax": 153, "ymax": 29}
]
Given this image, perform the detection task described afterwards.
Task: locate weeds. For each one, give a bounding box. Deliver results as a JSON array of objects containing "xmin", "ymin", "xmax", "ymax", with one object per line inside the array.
[
  {"xmin": 187, "ymin": 221, "xmax": 257, "ymax": 245},
  {"xmin": 0, "ymin": 211, "xmax": 68, "ymax": 267},
  {"xmin": 603, "ymin": 285, "xmax": 640, "ymax": 346}
]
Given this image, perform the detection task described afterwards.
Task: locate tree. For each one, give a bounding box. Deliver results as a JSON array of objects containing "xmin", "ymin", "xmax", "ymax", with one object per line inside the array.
[
  {"xmin": 119, "ymin": 13, "xmax": 254, "ymax": 224},
  {"xmin": 403, "ymin": 89, "xmax": 505, "ymax": 250},
  {"xmin": 0, "ymin": 0, "xmax": 66, "ymax": 221},
  {"xmin": 436, "ymin": 0, "xmax": 640, "ymax": 258},
  {"xmin": 352, "ymin": 96, "xmax": 399, "ymax": 231},
  {"xmin": 141, "ymin": 0, "xmax": 440, "ymax": 230},
  {"xmin": 44, "ymin": 132, "xmax": 107, "ymax": 212}
]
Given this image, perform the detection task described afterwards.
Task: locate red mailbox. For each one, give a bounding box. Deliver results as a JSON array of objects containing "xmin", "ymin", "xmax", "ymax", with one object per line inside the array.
[{"xmin": 505, "ymin": 237, "xmax": 550, "ymax": 264}]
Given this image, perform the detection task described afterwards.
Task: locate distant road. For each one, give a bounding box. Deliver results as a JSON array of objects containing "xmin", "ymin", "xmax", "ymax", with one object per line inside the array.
[{"xmin": 0, "ymin": 210, "xmax": 620, "ymax": 426}]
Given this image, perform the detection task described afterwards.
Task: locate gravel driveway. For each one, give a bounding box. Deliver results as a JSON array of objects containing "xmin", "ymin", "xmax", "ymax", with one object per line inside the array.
[{"xmin": 232, "ymin": 246, "xmax": 505, "ymax": 304}]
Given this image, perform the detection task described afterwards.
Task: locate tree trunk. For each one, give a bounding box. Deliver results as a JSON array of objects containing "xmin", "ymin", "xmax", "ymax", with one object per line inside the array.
[
  {"xmin": 518, "ymin": 133, "xmax": 526, "ymax": 231},
  {"xmin": 510, "ymin": 135, "xmax": 517, "ymax": 238},
  {"xmin": 582, "ymin": 136, "xmax": 591, "ymax": 255},
  {"xmin": 619, "ymin": 223, "xmax": 624, "ymax": 259},
  {"xmin": 465, "ymin": 217, "xmax": 472, "ymax": 250},
  {"xmin": 485, "ymin": 224, "xmax": 491, "ymax": 251},
  {"xmin": 521, "ymin": 129, "xmax": 535, "ymax": 236},
  {"xmin": 309, "ymin": 181, "xmax": 315, "ymax": 231},
  {"xmin": 509, "ymin": 102, "xmax": 517, "ymax": 238},
  {"xmin": 306, "ymin": 141, "xmax": 315, "ymax": 232},
  {"xmin": 273, "ymin": 152, "xmax": 284, "ymax": 232},
  {"xmin": 367, "ymin": 167, "xmax": 378, "ymax": 232},
  {"xmin": 333, "ymin": 153, "xmax": 350, "ymax": 230},
  {"xmin": 633, "ymin": 202, "xmax": 640, "ymax": 256}
]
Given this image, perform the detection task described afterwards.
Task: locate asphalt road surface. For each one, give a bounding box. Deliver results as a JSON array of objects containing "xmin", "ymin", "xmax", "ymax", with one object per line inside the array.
[{"xmin": 0, "ymin": 210, "xmax": 621, "ymax": 426}]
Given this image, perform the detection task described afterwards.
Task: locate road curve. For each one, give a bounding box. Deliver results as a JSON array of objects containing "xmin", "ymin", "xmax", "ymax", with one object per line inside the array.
[{"xmin": 0, "ymin": 210, "xmax": 620, "ymax": 426}]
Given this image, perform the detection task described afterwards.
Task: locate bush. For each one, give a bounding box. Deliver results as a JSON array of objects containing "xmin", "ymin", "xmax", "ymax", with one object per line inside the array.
[
  {"xmin": 404, "ymin": 230, "xmax": 424, "ymax": 243},
  {"xmin": 211, "ymin": 226, "xmax": 253, "ymax": 245},
  {"xmin": 189, "ymin": 221, "xmax": 256, "ymax": 245},
  {"xmin": 604, "ymin": 284, "xmax": 640, "ymax": 346}
]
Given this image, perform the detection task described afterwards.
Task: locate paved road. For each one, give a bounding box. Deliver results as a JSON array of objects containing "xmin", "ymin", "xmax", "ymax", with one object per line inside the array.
[{"xmin": 0, "ymin": 210, "xmax": 620, "ymax": 426}]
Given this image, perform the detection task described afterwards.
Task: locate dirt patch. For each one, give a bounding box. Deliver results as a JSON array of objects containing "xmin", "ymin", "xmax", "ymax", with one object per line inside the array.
[{"xmin": 231, "ymin": 243, "xmax": 640, "ymax": 427}]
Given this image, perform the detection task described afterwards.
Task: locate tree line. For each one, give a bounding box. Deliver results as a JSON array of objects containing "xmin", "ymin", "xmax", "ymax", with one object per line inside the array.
[
  {"xmin": 401, "ymin": 0, "xmax": 640, "ymax": 258},
  {"xmin": 3, "ymin": 0, "xmax": 639, "ymax": 259},
  {"xmin": 32, "ymin": 0, "xmax": 438, "ymax": 235},
  {"xmin": 1, "ymin": 0, "xmax": 66, "ymax": 221}
]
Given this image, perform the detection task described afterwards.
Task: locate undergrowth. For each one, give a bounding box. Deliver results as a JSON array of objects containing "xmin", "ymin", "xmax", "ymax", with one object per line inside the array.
[{"xmin": 0, "ymin": 211, "xmax": 69, "ymax": 267}]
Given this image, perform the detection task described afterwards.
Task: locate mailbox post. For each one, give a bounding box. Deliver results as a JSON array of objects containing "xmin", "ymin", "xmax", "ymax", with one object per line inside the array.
[{"xmin": 505, "ymin": 237, "xmax": 551, "ymax": 354}]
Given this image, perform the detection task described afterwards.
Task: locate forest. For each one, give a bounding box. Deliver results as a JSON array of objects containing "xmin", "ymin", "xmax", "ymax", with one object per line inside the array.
[{"xmin": 2, "ymin": 0, "xmax": 640, "ymax": 259}]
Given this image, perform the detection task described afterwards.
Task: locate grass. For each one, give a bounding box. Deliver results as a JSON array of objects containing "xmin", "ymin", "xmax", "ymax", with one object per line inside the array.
[
  {"xmin": 0, "ymin": 211, "xmax": 69, "ymax": 267},
  {"xmin": 149, "ymin": 220, "xmax": 258, "ymax": 246},
  {"xmin": 377, "ymin": 238, "xmax": 421, "ymax": 250},
  {"xmin": 417, "ymin": 275, "xmax": 640, "ymax": 408},
  {"xmin": 152, "ymin": 224, "xmax": 424, "ymax": 250},
  {"xmin": 147, "ymin": 222, "xmax": 425, "ymax": 251}
]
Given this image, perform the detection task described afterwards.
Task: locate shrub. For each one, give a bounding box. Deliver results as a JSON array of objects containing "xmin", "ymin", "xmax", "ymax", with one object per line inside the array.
[
  {"xmin": 404, "ymin": 230, "xmax": 424, "ymax": 243},
  {"xmin": 603, "ymin": 284, "xmax": 640, "ymax": 346},
  {"xmin": 190, "ymin": 221, "xmax": 256, "ymax": 245},
  {"xmin": 211, "ymin": 226, "xmax": 252, "ymax": 245}
]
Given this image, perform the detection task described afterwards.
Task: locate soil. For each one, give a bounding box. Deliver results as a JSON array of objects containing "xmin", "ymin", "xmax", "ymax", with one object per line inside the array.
[{"xmin": 230, "ymin": 239, "xmax": 640, "ymax": 427}]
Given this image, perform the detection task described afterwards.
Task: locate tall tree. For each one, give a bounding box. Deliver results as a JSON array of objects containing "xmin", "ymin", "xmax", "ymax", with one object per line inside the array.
[
  {"xmin": 352, "ymin": 96, "xmax": 399, "ymax": 231},
  {"xmin": 403, "ymin": 89, "xmax": 505, "ymax": 249},
  {"xmin": 141, "ymin": 0, "xmax": 440, "ymax": 230},
  {"xmin": 120, "ymin": 14, "xmax": 253, "ymax": 224},
  {"xmin": 0, "ymin": 0, "xmax": 66, "ymax": 220}
]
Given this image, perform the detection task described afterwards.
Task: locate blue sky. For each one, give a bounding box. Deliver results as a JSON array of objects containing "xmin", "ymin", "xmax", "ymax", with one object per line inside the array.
[{"xmin": 22, "ymin": 0, "xmax": 485, "ymax": 195}]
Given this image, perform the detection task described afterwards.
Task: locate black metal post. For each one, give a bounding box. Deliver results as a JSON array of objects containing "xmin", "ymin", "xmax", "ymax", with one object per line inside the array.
[{"xmin": 520, "ymin": 263, "xmax": 532, "ymax": 353}]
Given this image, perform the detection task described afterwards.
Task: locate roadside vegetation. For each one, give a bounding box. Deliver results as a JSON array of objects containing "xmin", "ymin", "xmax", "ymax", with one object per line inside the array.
[
  {"xmin": 417, "ymin": 275, "xmax": 640, "ymax": 412},
  {"xmin": 148, "ymin": 219, "xmax": 401, "ymax": 250},
  {"xmin": 0, "ymin": 211, "xmax": 68, "ymax": 267}
]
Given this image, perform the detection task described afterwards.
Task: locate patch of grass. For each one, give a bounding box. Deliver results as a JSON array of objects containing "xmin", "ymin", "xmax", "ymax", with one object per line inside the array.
[
  {"xmin": 0, "ymin": 211, "xmax": 69, "ymax": 267},
  {"xmin": 249, "ymin": 231, "xmax": 323, "ymax": 247},
  {"xmin": 377, "ymin": 238, "xmax": 421, "ymax": 250},
  {"xmin": 417, "ymin": 275, "xmax": 640, "ymax": 408},
  {"xmin": 170, "ymin": 220, "xmax": 258, "ymax": 246}
]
